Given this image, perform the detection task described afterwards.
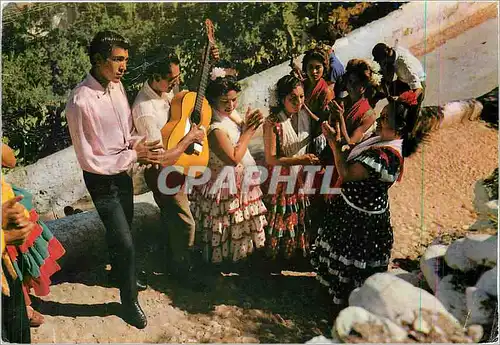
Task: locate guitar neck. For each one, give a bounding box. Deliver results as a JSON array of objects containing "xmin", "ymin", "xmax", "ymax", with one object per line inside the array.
[{"xmin": 192, "ymin": 42, "xmax": 213, "ymax": 124}]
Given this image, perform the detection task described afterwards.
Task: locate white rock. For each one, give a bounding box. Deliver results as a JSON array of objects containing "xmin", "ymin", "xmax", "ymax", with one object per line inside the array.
[
  {"xmin": 305, "ymin": 335, "xmax": 337, "ymax": 344},
  {"xmin": 334, "ymin": 306, "xmax": 408, "ymax": 342},
  {"xmin": 435, "ymin": 275, "xmax": 468, "ymax": 324},
  {"xmin": 467, "ymin": 324, "xmax": 484, "ymax": 342},
  {"xmin": 445, "ymin": 238, "xmax": 476, "ymax": 272},
  {"xmin": 389, "ymin": 268, "xmax": 421, "ymax": 286},
  {"xmin": 420, "ymin": 244, "xmax": 448, "ymax": 292},
  {"xmin": 475, "ymin": 266, "xmax": 497, "ymax": 297},
  {"xmin": 348, "ymin": 273, "xmax": 459, "ymax": 326},
  {"xmin": 464, "ymin": 234, "xmax": 497, "ymax": 267},
  {"xmin": 485, "ymin": 200, "xmax": 498, "ymax": 213},
  {"xmin": 473, "ymin": 180, "xmax": 493, "ymax": 216},
  {"xmin": 412, "ymin": 317, "xmax": 431, "ymax": 334},
  {"xmin": 466, "ymin": 287, "xmax": 494, "ymax": 325}
]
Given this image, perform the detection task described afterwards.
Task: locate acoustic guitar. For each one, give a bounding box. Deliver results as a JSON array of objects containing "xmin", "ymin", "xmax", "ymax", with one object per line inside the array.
[{"xmin": 161, "ymin": 19, "xmax": 216, "ymax": 177}]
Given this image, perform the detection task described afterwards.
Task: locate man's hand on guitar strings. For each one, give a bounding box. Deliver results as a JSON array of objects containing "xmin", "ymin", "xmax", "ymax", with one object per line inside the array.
[{"xmin": 185, "ymin": 124, "xmax": 205, "ymax": 145}]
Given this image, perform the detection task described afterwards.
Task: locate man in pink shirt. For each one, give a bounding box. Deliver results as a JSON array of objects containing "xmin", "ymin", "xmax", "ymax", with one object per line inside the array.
[{"xmin": 65, "ymin": 31, "xmax": 162, "ymax": 329}]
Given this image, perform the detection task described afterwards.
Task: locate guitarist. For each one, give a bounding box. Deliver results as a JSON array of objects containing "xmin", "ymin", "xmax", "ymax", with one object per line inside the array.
[{"xmin": 132, "ymin": 47, "xmax": 219, "ymax": 289}]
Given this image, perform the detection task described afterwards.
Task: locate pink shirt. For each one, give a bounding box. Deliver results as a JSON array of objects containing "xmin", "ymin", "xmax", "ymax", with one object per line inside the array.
[{"xmin": 65, "ymin": 73, "xmax": 140, "ymax": 175}]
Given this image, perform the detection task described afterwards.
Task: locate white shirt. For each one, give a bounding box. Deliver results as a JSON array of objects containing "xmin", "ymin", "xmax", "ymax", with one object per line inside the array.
[
  {"xmin": 132, "ymin": 81, "xmax": 175, "ymax": 145},
  {"xmin": 394, "ymin": 46, "xmax": 426, "ymax": 89}
]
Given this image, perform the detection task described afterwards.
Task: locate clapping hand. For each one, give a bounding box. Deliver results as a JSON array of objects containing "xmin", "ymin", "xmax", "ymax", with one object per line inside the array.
[
  {"xmin": 290, "ymin": 61, "xmax": 305, "ymax": 82},
  {"xmin": 298, "ymin": 153, "xmax": 321, "ymax": 165},
  {"xmin": 2, "ymin": 196, "xmax": 34, "ymax": 246},
  {"xmin": 242, "ymin": 107, "xmax": 264, "ymax": 134},
  {"xmin": 321, "ymin": 121, "xmax": 342, "ymax": 143},
  {"xmin": 134, "ymin": 138, "xmax": 163, "ymax": 166},
  {"xmin": 2, "ymin": 195, "xmax": 28, "ymax": 229},
  {"xmin": 328, "ymin": 100, "xmax": 344, "ymax": 123}
]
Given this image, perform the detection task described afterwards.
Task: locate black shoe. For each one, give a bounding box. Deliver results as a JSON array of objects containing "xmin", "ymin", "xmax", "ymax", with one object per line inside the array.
[
  {"xmin": 108, "ymin": 270, "xmax": 148, "ymax": 291},
  {"xmin": 122, "ymin": 301, "xmax": 147, "ymax": 329}
]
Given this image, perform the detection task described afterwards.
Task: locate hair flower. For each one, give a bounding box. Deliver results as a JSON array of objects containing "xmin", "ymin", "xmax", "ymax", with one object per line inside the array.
[
  {"xmin": 210, "ymin": 67, "xmax": 226, "ymax": 81},
  {"xmin": 398, "ymin": 91, "xmax": 419, "ymax": 106}
]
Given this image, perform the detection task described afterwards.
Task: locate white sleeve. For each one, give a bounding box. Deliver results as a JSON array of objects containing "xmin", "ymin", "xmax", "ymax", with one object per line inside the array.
[{"xmin": 132, "ymin": 102, "xmax": 164, "ymax": 145}]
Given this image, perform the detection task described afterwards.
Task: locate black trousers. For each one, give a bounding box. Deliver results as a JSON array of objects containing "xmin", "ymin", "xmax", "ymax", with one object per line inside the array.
[
  {"xmin": 83, "ymin": 171, "xmax": 138, "ymax": 303},
  {"xmin": 2, "ymin": 263, "xmax": 31, "ymax": 343}
]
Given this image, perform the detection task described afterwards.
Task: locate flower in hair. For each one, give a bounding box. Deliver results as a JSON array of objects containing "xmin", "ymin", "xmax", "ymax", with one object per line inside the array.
[
  {"xmin": 210, "ymin": 67, "xmax": 226, "ymax": 81},
  {"xmin": 367, "ymin": 59, "xmax": 381, "ymax": 73},
  {"xmin": 370, "ymin": 73, "xmax": 383, "ymax": 87},
  {"xmin": 399, "ymin": 91, "xmax": 419, "ymax": 106}
]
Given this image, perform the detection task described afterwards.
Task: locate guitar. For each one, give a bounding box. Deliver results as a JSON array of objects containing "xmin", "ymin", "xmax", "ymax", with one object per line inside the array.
[{"xmin": 161, "ymin": 19, "xmax": 216, "ymax": 177}]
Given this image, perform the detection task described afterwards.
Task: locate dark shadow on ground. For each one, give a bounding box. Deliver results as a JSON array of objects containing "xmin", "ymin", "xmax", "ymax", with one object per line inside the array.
[
  {"xmin": 48, "ymin": 232, "xmax": 332, "ymax": 342},
  {"xmin": 31, "ymin": 296, "xmax": 120, "ymax": 318}
]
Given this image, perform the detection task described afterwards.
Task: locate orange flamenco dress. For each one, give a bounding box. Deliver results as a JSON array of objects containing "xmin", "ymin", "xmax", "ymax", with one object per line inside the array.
[{"xmin": 1, "ymin": 177, "xmax": 65, "ymax": 305}]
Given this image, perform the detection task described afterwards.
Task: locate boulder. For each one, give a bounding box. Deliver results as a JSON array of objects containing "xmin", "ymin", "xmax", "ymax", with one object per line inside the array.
[
  {"xmin": 435, "ymin": 275, "xmax": 468, "ymax": 324},
  {"xmin": 47, "ymin": 192, "xmax": 161, "ymax": 272},
  {"xmin": 389, "ymin": 268, "xmax": 422, "ymax": 286},
  {"xmin": 334, "ymin": 306, "xmax": 408, "ymax": 343},
  {"xmin": 467, "ymin": 324, "xmax": 484, "ymax": 343},
  {"xmin": 445, "ymin": 238, "xmax": 475, "ymax": 272},
  {"xmin": 475, "ymin": 266, "xmax": 497, "ymax": 297},
  {"xmin": 420, "ymin": 244, "xmax": 448, "ymax": 292},
  {"xmin": 305, "ymin": 335, "xmax": 337, "ymax": 344},
  {"xmin": 4, "ymin": 146, "xmax": 151, "ymax": 218},
  {"xmin": 466, "ymin": 287, "xmax": 494, "ymax": 325},
  {"xmin": 348, "ymin": 273, "xmax": 459, "ymax": 326},
  {"xmin": 464, "ymin": 234, "xmax": 497, "ymax": 267}
]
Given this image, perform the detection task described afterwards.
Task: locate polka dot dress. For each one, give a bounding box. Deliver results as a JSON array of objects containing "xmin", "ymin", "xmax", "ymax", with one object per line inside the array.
[{"xmin": 310, "ymin": 147, "xmax": 402, "ymax": 306}]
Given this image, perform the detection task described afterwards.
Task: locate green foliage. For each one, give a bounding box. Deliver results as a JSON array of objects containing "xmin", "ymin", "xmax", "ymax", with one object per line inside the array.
[{"xmin": 1, "ymin": 2, "xmax": 402, "ymax": 166}]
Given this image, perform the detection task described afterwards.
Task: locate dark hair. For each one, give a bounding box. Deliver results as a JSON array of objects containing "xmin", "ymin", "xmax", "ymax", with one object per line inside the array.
[
  {"xmin": 270, "ymin": 74, "xmax": 303, "ymax": 115},
  {"xmin": 205, "ymin": 74, "xmax": 241, "ymax": 106},
  {"xmin": 308, "ymin": 22, "xmax": 341, "ymax": 46},
  {"xmin": 372, "ymin": 42, "xmax": 392, "ymax": 62},
  {"xmin": 144, "ymin": 53, "xmax": 181, "ymax": 81},
  {"xmin": 385, "ymin": 100, "xmax": 409, "ymax": 133},
  {"xmin": 384, "ymin": 100, "xmax": 426, "ymax": 157},
  {"xmin": 302, "ymin": 48, "xmax": 330, "ymax": 79},
  {"xmin": 343, "ymin": 58, "xmax": 380, "ymax": 100},
  {"xmin": 88, "ymin": 30, "xmax": 130, "ymax": 65}
]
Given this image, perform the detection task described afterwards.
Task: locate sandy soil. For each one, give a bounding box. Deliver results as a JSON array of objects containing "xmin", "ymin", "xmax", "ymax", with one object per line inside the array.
[{"xmin": 30, "ymin": 119, "xmax": 497, "ymax": 343}]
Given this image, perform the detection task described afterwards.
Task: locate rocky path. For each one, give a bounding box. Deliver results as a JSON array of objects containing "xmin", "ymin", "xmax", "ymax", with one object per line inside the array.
[{"xmin": 31, "ymin": 120, "xmax": 497, "ymax": 343}]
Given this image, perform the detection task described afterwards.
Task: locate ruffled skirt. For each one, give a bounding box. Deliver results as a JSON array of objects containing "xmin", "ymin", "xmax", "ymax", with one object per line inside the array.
[
  {"xmin": 6, "ymin": 186, "xmax": 65, "ymax": 305},
  {"xmin": 310, "ymin": 196, "xmax": 393, "ymax": 305},
  {"xmin": 191, "ymin": 176, "xmax": 267, "ymax": 264},
  {"xmin": 263, "ymin": 166, "xmax": 312, "ymax": 260}
]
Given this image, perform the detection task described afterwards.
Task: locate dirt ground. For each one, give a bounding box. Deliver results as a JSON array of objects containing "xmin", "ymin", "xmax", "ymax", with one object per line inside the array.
[{"xmin": 29, "ymin": 120, "xmax": 498, "ymax": 343}]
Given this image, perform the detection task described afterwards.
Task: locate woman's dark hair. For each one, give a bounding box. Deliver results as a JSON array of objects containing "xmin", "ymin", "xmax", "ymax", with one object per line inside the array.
[
  {"xmin": 385, "ymin": 99, "xmax": 427, "ymax": 157},
  {"xmin": 88, "ymin": 30, "xmax": 130, "ymax": 65},
  {"xmin": 205, "ymin": 74, "xmax": 241, "ymax": 106},
  {"xmin": 270, "ymin": 74, "xmax": 303, "ymax": 115},
  {"xmin": 343, "ymin": 59, "xmax": 380, "ymax": 100},
  {"xmin": 144, "ymin": 53, "xmax": 181, "ymax": 81},
  {"xmin": 302, "ymin": 48, "xmax": 330, "ymax": 79}
]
